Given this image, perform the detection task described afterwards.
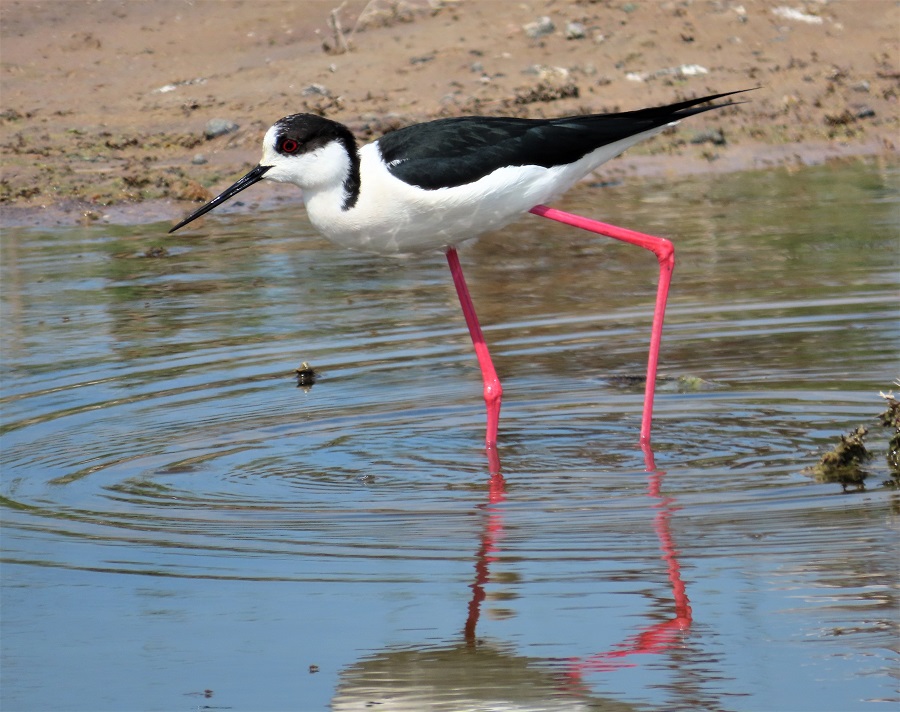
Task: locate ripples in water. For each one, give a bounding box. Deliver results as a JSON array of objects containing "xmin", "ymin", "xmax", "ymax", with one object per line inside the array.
[{"xmin": 2, "ymin": 160, "xmax": 898, "ymax": 711}]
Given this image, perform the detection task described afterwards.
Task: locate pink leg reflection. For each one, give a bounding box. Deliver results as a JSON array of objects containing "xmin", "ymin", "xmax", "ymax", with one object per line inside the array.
[
  {"xmin": 462, "ymin": 445, "xmax": 692, "ymax": 677},
  {"xmin": 565, "ymin": 445, "xmax": 692, "ymax": 677},
  {"xmin": 464, "ymin": 472, "xmax": 506, "ymax": 645}
]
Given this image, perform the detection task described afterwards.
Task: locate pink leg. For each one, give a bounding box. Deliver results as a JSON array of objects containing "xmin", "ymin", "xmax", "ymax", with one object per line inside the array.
[
  {"xmin": 446, "ymin": 247, "xmax": 502, "ymax": 451},
  {"xmin": 528, "ymin": 204, "xmax": 675, "ymax": 446}
]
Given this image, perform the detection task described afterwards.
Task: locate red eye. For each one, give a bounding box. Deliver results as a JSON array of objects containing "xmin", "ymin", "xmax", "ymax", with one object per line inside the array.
[{"xmin": 280, "ymin": 138, "xmax": 299, "ymax": 154}]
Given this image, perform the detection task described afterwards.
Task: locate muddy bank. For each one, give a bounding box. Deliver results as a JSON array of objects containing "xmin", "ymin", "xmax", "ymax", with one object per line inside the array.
[{"xmin": 1, "ymin": 0, "xmax": 897, "ymax": 227}]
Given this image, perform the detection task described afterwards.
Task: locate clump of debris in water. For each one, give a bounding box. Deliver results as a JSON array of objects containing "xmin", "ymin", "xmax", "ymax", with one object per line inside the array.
[
  {"xmin": 295, "ymin": 361, "xmax": 319, "ymax": 390},
  {"xmin": 808, "ymin": 388, "xmax": 900, "ymax": 491},
  {"xmin": 809, "ymin": 425, "xmax": 871, "ymax": 491}
]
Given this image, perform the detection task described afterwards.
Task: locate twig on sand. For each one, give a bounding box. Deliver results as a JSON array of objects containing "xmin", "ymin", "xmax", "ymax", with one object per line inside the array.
[{"xmin": 324, "ymin": 2, "xmax": 352, "ymax": 54}]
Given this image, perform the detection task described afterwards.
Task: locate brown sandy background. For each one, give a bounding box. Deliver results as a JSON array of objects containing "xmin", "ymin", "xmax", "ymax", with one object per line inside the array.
[{"xmin": 1, "ymin": 0, "xmax": 897, "ymax": 226}]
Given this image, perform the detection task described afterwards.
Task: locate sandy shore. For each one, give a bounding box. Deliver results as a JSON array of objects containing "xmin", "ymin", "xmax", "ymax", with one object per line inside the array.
[{"xmin": 1, "ymin": 0, "xmax": 897, "ymax": 227}]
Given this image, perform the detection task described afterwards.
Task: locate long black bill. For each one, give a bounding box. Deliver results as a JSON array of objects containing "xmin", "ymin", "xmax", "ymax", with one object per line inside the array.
[{"xmin": 169, "ymin": 164, "xmax": 272, "ymax": 233}]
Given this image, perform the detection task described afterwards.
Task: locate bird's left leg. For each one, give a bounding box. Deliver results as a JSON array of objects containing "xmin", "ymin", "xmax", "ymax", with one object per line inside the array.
[
  {"xmin": 528, "ymin": 205, "xmax": 675, "ymax": 446},
  {"xmin": 446, "ymin": 247, "xmax": 503, "ymax": 451}
]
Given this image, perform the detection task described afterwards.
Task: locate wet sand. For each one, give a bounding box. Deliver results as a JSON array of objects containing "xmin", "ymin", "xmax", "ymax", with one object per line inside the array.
[{"xmin": 1, "ymin": 0, "xmax": 897, "ymax": 227}]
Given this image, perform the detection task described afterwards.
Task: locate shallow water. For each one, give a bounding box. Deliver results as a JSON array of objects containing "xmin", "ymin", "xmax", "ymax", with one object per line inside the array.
[{"xmin": 2, "ymin": 159, "xmax": 898, "ymax": 711}]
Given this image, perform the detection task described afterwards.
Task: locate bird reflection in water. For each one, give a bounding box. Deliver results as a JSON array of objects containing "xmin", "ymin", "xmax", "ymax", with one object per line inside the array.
[{"xmin": 331, "ymin": 445, "xmax": 695, "ymax": 710}]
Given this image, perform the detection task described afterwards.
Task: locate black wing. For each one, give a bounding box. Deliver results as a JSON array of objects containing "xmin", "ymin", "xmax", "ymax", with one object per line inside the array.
[{"xmin": 378, "ymin": 90, "xmax": 749, "ymax": 190}]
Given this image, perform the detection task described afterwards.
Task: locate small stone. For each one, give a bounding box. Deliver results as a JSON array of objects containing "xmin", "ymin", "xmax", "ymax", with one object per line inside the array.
[
  {"xmin": 772, "ymin": 6, "xmax": 823, "ymax": 24},
  {"xmin": 204, "ymin": 118, "xmax": 239, "ymax": 140},
  {"xmin": 191, "ymin": 154, "xmax": 208, "ymax": 165},
  {"xmin": 677, "ymin": 63, "xmax": 708, "ymax": 76},
  {"xmin": 565, "ymin": 21, "xmax": 586, "ymax": 40},
  {"xmin": 523, "ymin": 16, "xmax": 555, "ymax": 39},
  {"xmin": 302, "ymin": 83, "xmax": 331, "ymax": 96}
]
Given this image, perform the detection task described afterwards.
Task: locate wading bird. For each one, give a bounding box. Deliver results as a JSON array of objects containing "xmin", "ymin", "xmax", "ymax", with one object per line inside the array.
[{"xmin": 171, "ymin": 90, "xmax": 746, "ymax": 451}]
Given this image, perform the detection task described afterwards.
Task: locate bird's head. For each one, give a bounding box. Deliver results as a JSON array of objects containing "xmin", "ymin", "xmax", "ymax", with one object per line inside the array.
[{"xmin": 169, "ymin": 114, "xmax": 358, "ymax": 233}]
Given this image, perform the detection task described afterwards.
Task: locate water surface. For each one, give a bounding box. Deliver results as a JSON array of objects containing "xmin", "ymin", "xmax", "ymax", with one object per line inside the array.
[{"xmin": 2, "ymin": 159, "xmax": 898, "ymax": 711}]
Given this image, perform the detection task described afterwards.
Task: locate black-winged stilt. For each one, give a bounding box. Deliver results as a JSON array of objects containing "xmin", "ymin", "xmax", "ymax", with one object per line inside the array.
[{"xmin": 171, "ymin": 90, "xmax": 747, "ymax": 452}]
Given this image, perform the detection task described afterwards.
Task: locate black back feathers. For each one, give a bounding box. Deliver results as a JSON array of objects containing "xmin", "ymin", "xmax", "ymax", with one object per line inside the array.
[{"xmin": 378, "ymin": 90, "xmax": 749, "ymax": 190}]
